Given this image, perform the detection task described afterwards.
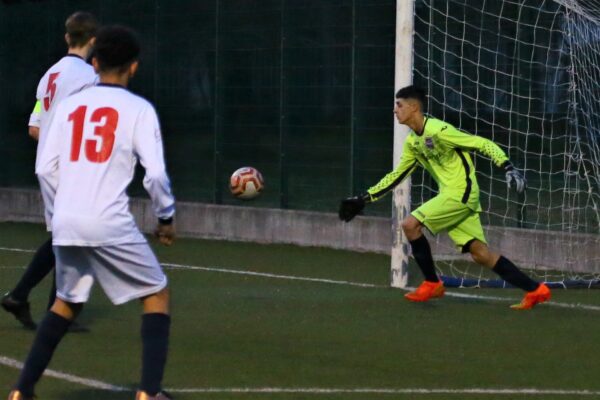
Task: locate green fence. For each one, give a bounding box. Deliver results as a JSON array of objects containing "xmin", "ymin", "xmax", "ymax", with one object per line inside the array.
[
  {"xmin": 0, "ymin": 0, "xmax": 396, "ymax": 216},
  {"xmin": 2, "ymin": 0, "xmax": 590, "ymax": 232}
]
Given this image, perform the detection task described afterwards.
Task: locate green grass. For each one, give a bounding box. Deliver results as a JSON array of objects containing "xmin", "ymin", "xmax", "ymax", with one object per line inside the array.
[{"xmin": 1, "ymin": 222, "xmax": 600, "ymax": 399}]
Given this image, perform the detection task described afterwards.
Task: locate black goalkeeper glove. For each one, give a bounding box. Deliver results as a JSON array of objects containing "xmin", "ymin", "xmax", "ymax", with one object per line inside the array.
[
  {"xmin": 339, "ymin": 193, "xmax": 370, "ymax": 222},
  {"xmin": 504, "ymin": 162, "xmax": 526, "ymax": 194}
]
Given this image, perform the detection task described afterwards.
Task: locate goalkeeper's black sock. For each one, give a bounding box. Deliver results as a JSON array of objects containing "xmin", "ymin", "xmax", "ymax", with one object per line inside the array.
[
  {"xmin": 140, "ymin": 313, "xmax": 171, "ymax": 396},
  {"xmin": 409, "ymin": 235, "xmax": 439, "ymax": 282},
  {"xmin": 15, "ymin": 311, "xmax": 71, "ymax": 397},
  {"xmin": 11, "ymin": 238, "xmax": 55, "ymax": 302},
  {"xmin": 493, "ymin": 256, "xmax": 539, "ymax": 292}
]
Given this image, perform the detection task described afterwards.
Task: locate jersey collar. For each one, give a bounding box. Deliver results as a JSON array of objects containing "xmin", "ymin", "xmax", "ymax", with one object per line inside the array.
[
  {"xmin": 65, "ymin": 54, "xmax": 85, "ymax": 61},
  {"xmin": 415, "ymin": 116, "xmax": 429, "ymax": 136},
  {"xmin": 97, "ymin": 83, "xmax": 127, "ymax": 89}
]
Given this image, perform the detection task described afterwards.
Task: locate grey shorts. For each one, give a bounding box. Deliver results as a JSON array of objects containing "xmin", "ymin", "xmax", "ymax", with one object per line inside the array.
[{"xmin": 54, "ymin": 244, "xmax": 167, "ymax": 305}]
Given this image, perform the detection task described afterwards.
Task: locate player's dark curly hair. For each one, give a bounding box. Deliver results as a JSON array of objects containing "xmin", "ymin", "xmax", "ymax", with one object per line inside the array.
[
  {"xmin": 395, "ymin": 85, "xmax": 427, "ymax": 110},
  {"xmin": 93, "ymin": 25, "xmax": 140, "ymax": 73},
  {"xmin": 65, "ymin": 11, "xmax": 98, "ymax": 48}
]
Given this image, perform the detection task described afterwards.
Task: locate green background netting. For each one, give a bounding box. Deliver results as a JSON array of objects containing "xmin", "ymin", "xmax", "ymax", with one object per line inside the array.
[
  {"xmin": 1, "ymin": 0, "xmax": 596, "ymax": 236},
  {"xmin": 0, "ymin": 0, "xmax": 396, "ymax": 216}
]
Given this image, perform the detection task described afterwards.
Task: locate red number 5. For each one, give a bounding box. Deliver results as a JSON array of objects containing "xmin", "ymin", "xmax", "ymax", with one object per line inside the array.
[
  {"xmin": 68, "ymin": 106, "xmax": 119, "ymax": 163},
  {"xmin": 43, "ymin": 72, "xmax": 60, "ymax": 111}
]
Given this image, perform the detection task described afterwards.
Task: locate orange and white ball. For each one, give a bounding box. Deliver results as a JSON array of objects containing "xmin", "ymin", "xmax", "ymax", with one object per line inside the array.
[{"xmin": 229, "ymin": 167, "xmax": 264, "ymax": 199}]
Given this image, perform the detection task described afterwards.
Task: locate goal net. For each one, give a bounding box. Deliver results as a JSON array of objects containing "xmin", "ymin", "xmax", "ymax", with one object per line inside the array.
[{"xmin": 397, "ymin": 0, "xmax": 600, "ymax": 288}]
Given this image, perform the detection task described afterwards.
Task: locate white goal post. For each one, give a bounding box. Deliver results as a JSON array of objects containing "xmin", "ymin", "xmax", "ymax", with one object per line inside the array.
[{"xmin": 390, "ymin": 0, "xmax": 415, "ymax": 288}]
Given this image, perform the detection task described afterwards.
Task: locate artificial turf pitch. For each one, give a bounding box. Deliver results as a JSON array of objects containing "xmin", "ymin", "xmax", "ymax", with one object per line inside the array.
[{"xmin": 1, "ymin": 222, "xmax": 600, "ymax": 400}]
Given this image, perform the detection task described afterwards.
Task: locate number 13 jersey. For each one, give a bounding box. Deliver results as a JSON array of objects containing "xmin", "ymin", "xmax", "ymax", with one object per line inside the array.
[{"xmin": 36, "ymin": 83, "xmax": 175, "ymax": 246}]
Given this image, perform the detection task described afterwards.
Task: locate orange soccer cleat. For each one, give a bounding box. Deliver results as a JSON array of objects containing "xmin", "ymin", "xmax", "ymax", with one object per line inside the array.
[
  {"xmin": 135, "ymin": 390, "xmax": 173, "ymax": 400},
  {"xmin": 405, "ymin": 280, "xmax": 445, "ymax": 302},
  {"xmin": 510, "ymin": 283, "xmax": 551, "ymax": 310},
  {"xmin": 7, "ymin": 390, "xmax": 34, "ymax": 400}
]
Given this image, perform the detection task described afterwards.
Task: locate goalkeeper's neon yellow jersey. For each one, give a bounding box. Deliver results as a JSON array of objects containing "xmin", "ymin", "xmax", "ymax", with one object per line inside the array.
[{"xmin": 367, "ymin": 116, "xmax": 509, "ymax": 211}]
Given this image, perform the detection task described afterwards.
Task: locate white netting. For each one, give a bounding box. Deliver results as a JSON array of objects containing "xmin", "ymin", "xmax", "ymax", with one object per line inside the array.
[{"xmin": 408, "ymin": 0, "xmax": 600, "ymax": 287}]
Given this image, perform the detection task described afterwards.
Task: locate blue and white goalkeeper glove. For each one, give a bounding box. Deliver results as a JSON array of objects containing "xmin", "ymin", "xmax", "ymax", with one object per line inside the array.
[{"xmin": 504, "ymin": 162, "xmax": 526, "ymax": 193}]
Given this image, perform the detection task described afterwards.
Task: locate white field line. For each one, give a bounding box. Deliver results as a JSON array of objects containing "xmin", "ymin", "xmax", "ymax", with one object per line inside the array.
[
  {"xmin": 2, "ymin": 246, "xmax": 600, "ymax": 311},
  {"xmin": 171, "ymin": 387, "xmax": 600, "ymax": 396},
  {"xmin": 163, "ymin": 262, "xmax": 600, "ymax": 312},
  {"xmin": 2, "ymin": 247, "xmax": 600, "ymax": 396},
  {"xmin": 163, "ymin": 262, "xmax": 381, "ymax": 288},
  {"xmin": 1, "ymin": 356, "xmax": 600, "ymax": 397},
  {"xmin": 0, "ymin": 356, "xmax": 128, "ymax": 391},
  {"xmin": 0, "ymin": 247, "xmax": 36, "ymax": 253}
]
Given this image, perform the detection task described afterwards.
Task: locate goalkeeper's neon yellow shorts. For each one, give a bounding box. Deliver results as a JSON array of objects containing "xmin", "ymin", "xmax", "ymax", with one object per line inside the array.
[{"xmin": 411, "ymin": 194, "xmax": 487, "ymax": 252}]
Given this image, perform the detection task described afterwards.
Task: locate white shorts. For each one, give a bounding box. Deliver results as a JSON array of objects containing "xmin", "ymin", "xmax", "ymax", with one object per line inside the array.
[{"xmin": 54, "ymin": 244, "xmax": 167, "ymax": 305}]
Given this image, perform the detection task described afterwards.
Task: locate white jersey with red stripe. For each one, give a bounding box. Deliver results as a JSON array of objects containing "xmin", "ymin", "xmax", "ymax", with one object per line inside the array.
[
  {"xmin": 35, "ymin": 54, "xmax": 97, "ymax": 170},
  {"xmin": 35, "ymin": 83, "xmax": 175, "ymax": 246}
]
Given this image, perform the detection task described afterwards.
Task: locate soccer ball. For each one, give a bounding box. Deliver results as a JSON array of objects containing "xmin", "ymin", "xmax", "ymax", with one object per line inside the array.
[{"xmin": 230, "ymin": 167, "xmax": 264, "ymax": 199}]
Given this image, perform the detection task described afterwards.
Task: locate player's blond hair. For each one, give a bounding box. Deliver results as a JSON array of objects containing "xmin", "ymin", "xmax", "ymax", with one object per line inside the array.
[{"xmin": 65, "ymin": 11, "xmax": 98, "ymax": 48}]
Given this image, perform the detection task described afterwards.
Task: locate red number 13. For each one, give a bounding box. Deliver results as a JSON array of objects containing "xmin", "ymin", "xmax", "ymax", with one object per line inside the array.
[{"xmin": 68, "ymin": 106, "xmax": 119, "ymax": 163}]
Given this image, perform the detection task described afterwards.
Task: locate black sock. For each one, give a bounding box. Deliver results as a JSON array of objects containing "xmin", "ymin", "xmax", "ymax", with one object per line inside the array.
[
  {"xmin": 409, "ymin": 235, "xmax": 439, "ymax": 282},
  {"xmin": 11, "ymin": 238, "xmax": 55, "ymax": 302},
  {"xmin": 15, "ymin": 312, "xmax": 71, "ymax": 397},
  {"xmin": 140, "ymin": 313, "xmax": 171, "ymax": 395},
  {"xmin": 493, "ymin": 256, "xmax": 539, "ymax": 292}
]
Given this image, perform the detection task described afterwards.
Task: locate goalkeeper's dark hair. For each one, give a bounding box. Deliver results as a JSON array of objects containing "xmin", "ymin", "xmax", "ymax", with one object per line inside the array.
[
  {"xmin": 93, "ymin": 25, "xmax": 140, "ymax": 74},
  {"xmin": 396, "ymin": 85, "xmax": 427, "ymax": 110},
  {"xmin": 65, "ymin": 11, "xmax": 98, "ymax": 48}
]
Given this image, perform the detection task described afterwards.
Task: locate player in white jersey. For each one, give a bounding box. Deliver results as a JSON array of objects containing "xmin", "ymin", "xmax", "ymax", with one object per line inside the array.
[
  {"xmin": 8, "ymin": 26, "xmax": 176, "ymax": 400},
  {"xmin": 1, "ymin": 11, "xmax": 98, "ymax": 331}
]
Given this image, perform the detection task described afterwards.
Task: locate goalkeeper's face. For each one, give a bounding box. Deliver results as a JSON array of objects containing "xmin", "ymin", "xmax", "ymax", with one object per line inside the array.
[{"xmin": 394, "ymin": 98, "xmax": 418, "ymax": 124}]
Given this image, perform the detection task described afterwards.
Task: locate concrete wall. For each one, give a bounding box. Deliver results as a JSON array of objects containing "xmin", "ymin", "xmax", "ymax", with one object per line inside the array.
[
  {"xmin": 1, "ymin": 188, "xmax": 599, "ymax": 273},
  {"xmin": 0, "ymin": 188, "xmax": 391, "ymax": 254}
]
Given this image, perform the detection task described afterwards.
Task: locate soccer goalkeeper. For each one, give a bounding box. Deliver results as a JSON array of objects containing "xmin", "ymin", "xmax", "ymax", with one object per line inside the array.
[{"xmin": 339, "ymin": 85, "xmax": 550, "ymax": 310}]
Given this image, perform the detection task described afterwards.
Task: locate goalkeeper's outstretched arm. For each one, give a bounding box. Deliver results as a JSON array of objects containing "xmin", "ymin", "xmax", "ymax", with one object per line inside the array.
[
  {"xmin": 339, "ymin": 144, "xmax": 418, "ymax": 222},
  {"xmin": 437, "ymin": 125, "xmax": 526, "ymax": 193},
  {"xmin": 366, "ymin": 158, "xmax": 418, "ymax": 202}
]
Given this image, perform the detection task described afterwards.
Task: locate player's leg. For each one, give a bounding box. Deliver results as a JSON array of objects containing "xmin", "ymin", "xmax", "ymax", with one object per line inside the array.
[
  {"xmin": 7, "ymin": 238, "xmax": 54, "ymax": 302},
  {"xmin": 9, "ymin": 299, "xmax": 83, "ymax": 399},
  {"xmin": 89, "ymin": 244, "xmax": 171, "ymax": 399},
  {"xmin": 403, "ymin": 195, "xmax": 474, "ymax": 302},
  {"xmin": 8, "ymin": 246, "xmax": 94, "ymax": 398},
  {"xmin": 46, "ymin": 273, "xmax": 89, "ymax": 333},
  {"xmin": 449, "ymin": 213, "xmax": 537, "ymax": 287},
  {"xmin": 402, "ymin": 215, "xmax": 438, "ymax": 282},
  {"xmin": 402, "ymin": 215, "xmax": 445, "ymax": 301},
  {"xmin": 468, "ymin": 240, "xmax": 551, "ymax": 309},
  {"xmin": 467, "ymin": 239, "xmax": 538, "ymax": 288},
  {"xmin": 469, "ymin": 240, "xmax": 550, "ymax": 309},
  {"xmin": 2, "ymin": 237, "xmax": 55, "ymax": 330},
  {"xmin": 138, "ymin": 288, "xmax": 171, "ymax": 400},
  {"xmin": 449, "ymin": 215, "xmax": 551, "ymax": 309}
]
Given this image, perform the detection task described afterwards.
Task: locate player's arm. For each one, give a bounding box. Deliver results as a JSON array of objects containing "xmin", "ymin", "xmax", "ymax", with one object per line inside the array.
[
  {"xmin": 34, "ymin": 107, "xmax": 61, "ymax": 218},
  {"xmin": 133, "ymin": 104, "xmax": 176, "ymax": 245},
  {"xmin": 28, "ymin": 100, "xmax": 41, "ymax": 141},
  {"xmin": 366, "ymin": 148, "xmax": 418, "ymax": 202},
  {"xmin": 437, "ymin": 125, "xmax": 526, "ymax": 193},
  {"xmin": 339, "ymin": 144, "xmax": 418, "ymax": 222}
]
